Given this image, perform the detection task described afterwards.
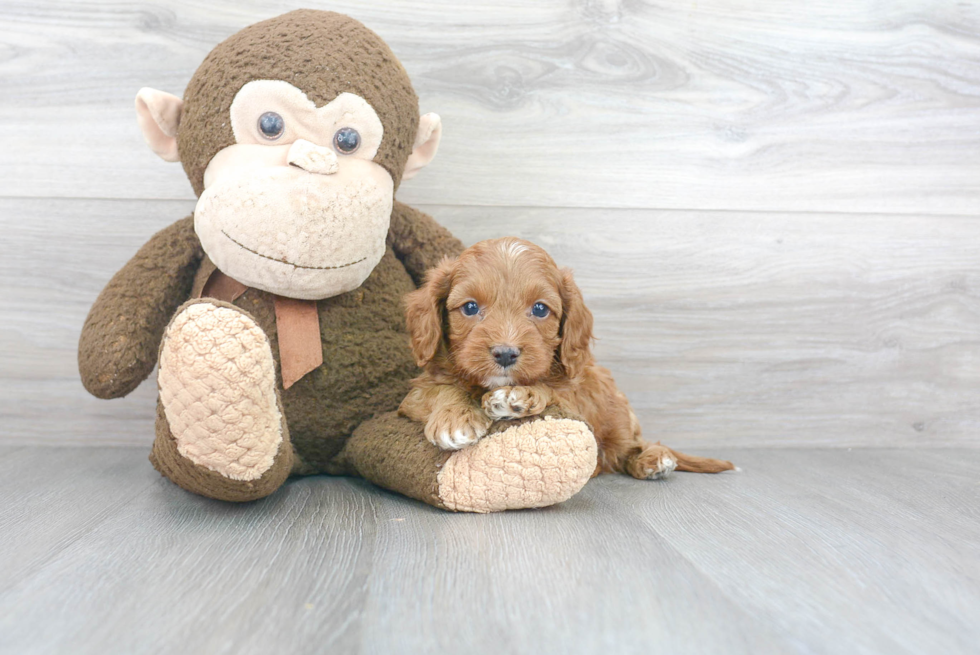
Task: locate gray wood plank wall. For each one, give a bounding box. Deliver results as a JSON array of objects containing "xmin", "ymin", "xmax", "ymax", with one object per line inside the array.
[{"xmin": 1, "ymin": 1, "xmax": 978, "ymax": 448}]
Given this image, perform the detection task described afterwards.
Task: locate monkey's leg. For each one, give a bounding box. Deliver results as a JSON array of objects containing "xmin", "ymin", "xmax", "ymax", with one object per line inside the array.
[
  {"xmin": 150, "ymin": 299, "xmax": 293, "ymax": 502},
  {"xmin": 337, "ymin": 408, "xmax": 597, "ymax": 513}
]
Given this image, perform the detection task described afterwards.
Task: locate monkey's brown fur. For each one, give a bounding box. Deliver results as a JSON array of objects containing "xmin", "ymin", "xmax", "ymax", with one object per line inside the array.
[{"xmin": 79, "ymin": 12, "xmax": 462, "ymax": 503}]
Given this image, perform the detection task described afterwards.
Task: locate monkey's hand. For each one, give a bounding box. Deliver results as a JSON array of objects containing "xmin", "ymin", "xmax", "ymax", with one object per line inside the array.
[
  {"xmin": 78, "ymin": 216, "xmax": 203, "ymax": 399},
  {"xmin": 482, "ymin": 386, "xmax": 552, "ymax": 420}
]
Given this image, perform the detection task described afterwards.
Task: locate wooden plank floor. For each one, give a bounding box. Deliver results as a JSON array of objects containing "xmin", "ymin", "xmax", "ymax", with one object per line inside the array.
[{"xmin": 1, "ymin": 446, "xmax": 977, "ymax": 655}]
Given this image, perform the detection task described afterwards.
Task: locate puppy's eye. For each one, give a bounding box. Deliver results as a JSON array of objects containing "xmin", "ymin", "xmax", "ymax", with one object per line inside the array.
[
  {"xmin": 334, "ymin": 127, "xmax": 361, "ymax": 154},
  {"xmin": 461, "ymin": 301, "xmax": 480, "ymax": 317},
  {"xmin": 531, "ymin": 302, "xmax": 550, "ymax": 318},
  {"xmin": 258, "ymin": 112, "xmax": 285, "ymax": 140}
]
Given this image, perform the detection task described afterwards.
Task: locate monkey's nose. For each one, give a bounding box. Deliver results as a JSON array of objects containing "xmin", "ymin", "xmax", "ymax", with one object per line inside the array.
[
  {"xmin": 287, "ymin": 139, "xmax": 338, "ymax": 175},
  {"xmin": 491, "ymin": 346, "xmax": 521, "ymax": 368}
]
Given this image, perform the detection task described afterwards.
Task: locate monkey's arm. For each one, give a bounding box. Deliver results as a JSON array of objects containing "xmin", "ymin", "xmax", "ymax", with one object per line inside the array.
[
  {"xmin": 78, "ymin": 215, "xmax": 204, "ymax": 399},
  {"xmin": 387, "ymin": 200, "xmax": 465, "ymax": 285}
]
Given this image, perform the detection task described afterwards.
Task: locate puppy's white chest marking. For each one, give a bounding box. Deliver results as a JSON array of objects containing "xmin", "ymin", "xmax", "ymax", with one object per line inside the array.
[{"xmin": 484, "ymin": 375, "xmax": 512, "ymax": 389}]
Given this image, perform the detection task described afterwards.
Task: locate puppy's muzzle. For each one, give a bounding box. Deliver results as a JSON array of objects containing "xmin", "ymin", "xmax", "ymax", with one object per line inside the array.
[{"xmin": 491, "ymin": 345, "xmax": 521, "ymax": 368}]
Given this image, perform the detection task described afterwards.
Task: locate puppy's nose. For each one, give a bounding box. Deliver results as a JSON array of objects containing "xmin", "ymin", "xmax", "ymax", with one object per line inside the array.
[{"xmin": 491, "ymin": 346, "xmax": 521, "ymax": 368}]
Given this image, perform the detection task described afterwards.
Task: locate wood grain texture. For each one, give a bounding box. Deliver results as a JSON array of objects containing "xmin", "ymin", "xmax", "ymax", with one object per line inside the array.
[
  {"xmin": 0, "ymin": 447, "xmax": 977, "ymax": 654},
  {"xmin": 591, "ymin": 447, "xmax": 980, "ymax": 655},
  {"xmin": 0, "ymin": 453, "xmax": 378, "ymax": 653},
  {"xmin": 4, "ymin": 198, "xmax": 978, "ymax": 448},
  {"xmin": 0, "ymin": 446, "xmax": 156, "ymax": 594},
  {"xmin": 1, "ymin": 0, "xmax": 979, "ymax": 214},
  {"xmin": 356, "ymin": 474, "xmax": 790, "ymax": 655}
]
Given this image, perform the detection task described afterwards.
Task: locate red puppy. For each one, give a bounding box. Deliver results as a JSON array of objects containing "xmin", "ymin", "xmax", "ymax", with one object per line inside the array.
[{"xmin": 399, "ymin": 237, "xmax": 734, "ymax": 479}]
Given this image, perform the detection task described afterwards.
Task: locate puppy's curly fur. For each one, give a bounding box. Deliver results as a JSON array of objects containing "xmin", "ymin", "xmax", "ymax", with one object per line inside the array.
[{"xmin": 398, "ymin": 237, "xmax": 734, "ymax": 479}]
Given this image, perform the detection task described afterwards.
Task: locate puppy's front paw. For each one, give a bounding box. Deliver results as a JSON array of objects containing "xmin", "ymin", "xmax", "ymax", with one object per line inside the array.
[
  {"xmin": 482, "ymin": 386, "xmax": 548, "ymax": 420},
  {"xmin": 425, "ymin": 408, "xmax": 492, "ymax": 451}
]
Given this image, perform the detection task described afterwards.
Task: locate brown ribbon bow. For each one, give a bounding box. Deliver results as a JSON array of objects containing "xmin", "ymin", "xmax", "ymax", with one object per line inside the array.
[{"xmin": 200, "ymin": 269, "xmax": 323, "ymax": 389}]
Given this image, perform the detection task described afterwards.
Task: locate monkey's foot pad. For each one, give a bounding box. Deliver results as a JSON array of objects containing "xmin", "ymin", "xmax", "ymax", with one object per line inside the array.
[
  {"xmin": 436, "ymin": 417, "xmax": 597, "ymax": 513},
  {"xmin": 158, "ymin": 301, "xmax": 283, "ymax": 481}
]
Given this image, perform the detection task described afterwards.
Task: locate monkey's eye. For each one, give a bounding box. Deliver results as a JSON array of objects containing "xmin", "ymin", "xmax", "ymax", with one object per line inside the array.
[
  {"xmin": 461, "ymin": 301, "xmax": 480, "ymax": 317},
  {"xmin": 334, "ymin": 127, "xmax": 361, "ymax": 154},
  {"xmin": 531, "ymin": 303, "xmax": 550, "ymax": 318},
  {"xmin": 258, "ymin": 112, "xmax": 284, "ymax": 140}
]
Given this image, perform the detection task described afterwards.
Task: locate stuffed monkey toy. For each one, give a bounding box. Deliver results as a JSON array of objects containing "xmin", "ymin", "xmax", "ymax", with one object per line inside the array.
[{"xmin": 78, "ymin": 10, "xmax": 597, "ymax": 512}]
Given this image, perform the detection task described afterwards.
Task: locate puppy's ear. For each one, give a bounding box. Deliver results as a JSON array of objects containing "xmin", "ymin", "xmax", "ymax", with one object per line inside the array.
[
  {"xmin": 404, "ymin": 258, "xmax": 455, "ymax": 367},
  {"xmin": 558, "ymin": 268, "xmax": 594, "ymax": 379}
]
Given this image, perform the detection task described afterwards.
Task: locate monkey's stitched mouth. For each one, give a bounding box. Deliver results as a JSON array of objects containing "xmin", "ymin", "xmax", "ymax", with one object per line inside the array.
[{"xmin": 221, "ymin": 230, "xmax": 367, "ymax": 270}]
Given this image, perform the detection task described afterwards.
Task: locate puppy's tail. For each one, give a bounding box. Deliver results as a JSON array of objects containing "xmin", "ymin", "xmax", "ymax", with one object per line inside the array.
[{"xmin": 659, "ymin": 443, "xmax": 736, "ymax": 473}]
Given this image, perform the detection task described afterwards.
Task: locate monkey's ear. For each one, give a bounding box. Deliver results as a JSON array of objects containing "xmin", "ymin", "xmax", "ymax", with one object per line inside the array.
[
  {"xmin": 135, "ymin": 88, "xmax": 183, "ymax": 163},
  {"xmin": 402, "ymin": 113, "xmax": 442, "ymax": 181}
]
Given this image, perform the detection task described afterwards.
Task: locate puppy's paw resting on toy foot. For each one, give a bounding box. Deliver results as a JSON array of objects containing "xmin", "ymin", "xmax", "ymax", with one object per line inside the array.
[
  {"xmin": 424, "ymin": 406, "xmax": 492, "ymax": 450},
  {"xmin": 482, "ymin": 386, "xmax": 548, "ymax": 420}
]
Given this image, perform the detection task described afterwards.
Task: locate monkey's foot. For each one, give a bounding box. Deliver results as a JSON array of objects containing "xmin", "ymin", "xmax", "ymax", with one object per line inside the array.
[
  {"xmin": 156, "ymin": 299, "xmax": 289, "ymax": 492},
  {"xmin": 436, "ymin": 416, "xmax": 597, "ymax": 513},
  {"xmin": 341, "ymin": 410, "xmax": 596, "ymax": 513}
]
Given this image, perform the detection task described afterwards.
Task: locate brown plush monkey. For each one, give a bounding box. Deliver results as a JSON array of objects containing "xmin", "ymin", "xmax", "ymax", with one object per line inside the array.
[{"xmin": 78, "ymin": 10, "xmax": 597, "ymax": 511}]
